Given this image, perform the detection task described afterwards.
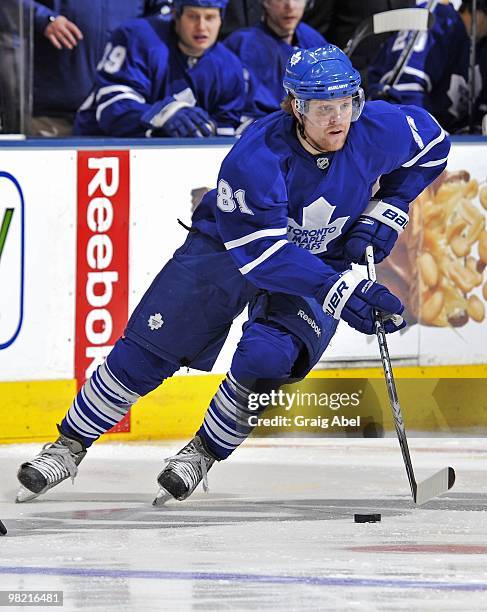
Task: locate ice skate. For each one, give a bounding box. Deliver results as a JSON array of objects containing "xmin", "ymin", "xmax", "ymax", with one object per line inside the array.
[
  {"xmin": 153, "ymin": 435, "xmax": 216, "ymax": 506},
  {"xmin": 16, "ymin": 426, "xmax": 87, "ymax": 503}
]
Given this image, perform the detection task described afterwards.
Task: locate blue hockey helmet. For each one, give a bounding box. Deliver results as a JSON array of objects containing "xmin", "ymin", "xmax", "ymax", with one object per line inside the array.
[
  {"xmin": 173, "ymin": 0, "xmax": 228, "ymax": 16},
  {"xmin": 283, "ymin": 45, "xmax": 364, "ymax": 122}
]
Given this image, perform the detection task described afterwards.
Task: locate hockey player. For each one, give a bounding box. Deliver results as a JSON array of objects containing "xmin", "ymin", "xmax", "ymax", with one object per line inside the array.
[
  {"xmin": 224, "ymin": 0, "xmax": 325, "ymax": 117},
  {"xmin": 17, "ymin": 46, "xmax": 450, "ymax": 506},
  {"xmin": 368, "ymin": 0, "xmax": 487, "ymax": 133},
  {"xmin": 74, "ymin": 0, "xmax": 246, "ymax": 137}
]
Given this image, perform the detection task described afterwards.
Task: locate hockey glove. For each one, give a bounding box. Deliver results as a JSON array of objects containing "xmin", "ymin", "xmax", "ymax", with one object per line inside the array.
[
  {"xmin": 161, "ymin": 106, "xmax": 215, "ymax": 138},
  {"xmin": 368, "ymin": 84, "xmax": 403, "ymax": 104},
  {"xmin": 143, "ymin": 96, "xmax": 215, "ymax": 138},
  {"xmin": 344, "ymin": 199, "xmax": 409, "ymax": 264},
  {"xmin": 322, "ymin": 270, "xmax": 406, "ymax": 335}
]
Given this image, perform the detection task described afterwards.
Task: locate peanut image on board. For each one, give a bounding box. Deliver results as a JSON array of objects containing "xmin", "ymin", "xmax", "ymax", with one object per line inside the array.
[{"xmin": 378, "ymin": 170, "xmax": 487, "ymax": 327}]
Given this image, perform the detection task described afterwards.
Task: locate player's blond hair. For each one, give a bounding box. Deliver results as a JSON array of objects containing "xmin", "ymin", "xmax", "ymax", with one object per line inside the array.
[{"xmin": 281, "ymin": 93, "xmax": 295, "ymax": 115}]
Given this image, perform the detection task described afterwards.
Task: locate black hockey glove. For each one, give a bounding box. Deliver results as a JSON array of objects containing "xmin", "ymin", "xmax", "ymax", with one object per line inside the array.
[
  {"xmin": 321, "ymin": 270, "xmax": 406, "ymax": 335},
  {"xmin": 344, "ymin": 199, "xmax": 409, "ymax": 264}
]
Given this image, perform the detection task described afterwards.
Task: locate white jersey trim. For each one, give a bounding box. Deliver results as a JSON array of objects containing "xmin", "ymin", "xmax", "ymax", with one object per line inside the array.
[
  {"xmin": 217, "ymin": 127, "xmax": 236, "ymax": 136},
  {"xmin": 96, "ymin": 85, "xmax": 143, "ymax": 102},
  {"xmin": 395, "ymin": 83, "xmax": 425, "ymax": 92},
  {"xmin": 238, "ymin": 240, "xmax": 288, "ymax": 275},
  {"xmin": 224, "ymin": 227, "xmax": 288, "ymax": 250},
  {"xmin": 419, "ymin": 156, "xmax": 449, "ymax": 168},
  {"xmin": 379, "ymin": 66, "xmax": 431, "ymax": 92},
  {"xmin": 96, "ymin": 92, "xmax": 145, "ymax": 122},
  {"xmin": 402, "ymin": 66, "xmax": 432, "ymax": 91},
  {"xmin": 401, "ymin": 128, "xmax": 446, "ymax": 168}
]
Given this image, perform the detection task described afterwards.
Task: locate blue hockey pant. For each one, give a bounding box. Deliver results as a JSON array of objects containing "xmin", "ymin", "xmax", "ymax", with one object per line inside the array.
[{"xmin": 60, "ymin": 231, "xmax": 338, "ymax": 459}]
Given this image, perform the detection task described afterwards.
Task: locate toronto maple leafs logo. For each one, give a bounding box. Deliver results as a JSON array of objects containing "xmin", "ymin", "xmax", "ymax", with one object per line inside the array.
[
  {"xmin": 148, "ymin": 313, "xmax": 164, "ymax": 330},
  {"xmin": 287, "ymin": 197, "xmax": 349, "ymax": 254},
  {"xmin": 290, "ymin": 50, "xmax": 302, "ymax": 67}
]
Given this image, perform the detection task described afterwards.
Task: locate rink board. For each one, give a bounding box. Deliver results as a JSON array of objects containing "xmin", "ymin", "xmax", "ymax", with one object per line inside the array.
[
  {"xmin": 0, "ymin": 138, "xmax": 486, "ymax": 441},
  {"xmin": 1, "ymin": 363, "xmax": 486, "ymax": 444}
]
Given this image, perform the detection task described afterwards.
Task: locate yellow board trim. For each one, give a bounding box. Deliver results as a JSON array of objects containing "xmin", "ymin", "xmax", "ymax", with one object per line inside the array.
[{"xmin": 1, "ymin": 364, "xmax": 486, "ymax": 444}]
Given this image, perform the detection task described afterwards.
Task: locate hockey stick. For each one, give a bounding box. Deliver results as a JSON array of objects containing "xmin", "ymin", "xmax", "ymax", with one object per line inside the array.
[
  {"xmin": 344, "ymin": 8, "xmax": 434, "ymax": 58},
  {"xmin": 386, "ymin": 0, "xmax": 437, "ymax": 88},
  {"xmin": 365, "ymin": 245, "xmax": 455, "ymax": 505}
]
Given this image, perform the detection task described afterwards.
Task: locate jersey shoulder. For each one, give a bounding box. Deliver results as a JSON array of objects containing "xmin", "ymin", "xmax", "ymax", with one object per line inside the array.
[
  {"xmin": 224, "ymin": 24, "xmax": 273, "ymax": 53},
  {"xmin": 220, "ymin": 112, "xmax": 292, "ymax": 200},
  {"xmin": 430, "ymin": 1, "xmax": 464, "ymax": 28},
  {"xmin": 115, "ymin": 15, "xmax": 169, "ymax": 38},
  {"xmin": 112, "ymin": 16, "xmax": 171, "ymax": 51},
  {"xmin": 355, "ymin": 101, "xmax": 444, "ymax": 167},
  {"xmin": 295, "ymin": 22, "xmax": 326, "ymax": 46},
  {"xmin": 430, "ymin": 2, "xmax": 468, "ymax": 43},
  {"xmin": 205, "ymin": 41, "xmax": 244, "ymax": 73},
  {"xmin": 224, "ymin": 25, "xmax": 259, "ymax": 43}
]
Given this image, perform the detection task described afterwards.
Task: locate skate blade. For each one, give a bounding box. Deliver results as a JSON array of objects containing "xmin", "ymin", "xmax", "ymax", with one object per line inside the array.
[
  {"xmin": 15, "ymin": 485, "xmax": 39, "ymax": 503},
  {"xmin": 152, "ymin": 487, "xmax": 173, "ymax": 507}
]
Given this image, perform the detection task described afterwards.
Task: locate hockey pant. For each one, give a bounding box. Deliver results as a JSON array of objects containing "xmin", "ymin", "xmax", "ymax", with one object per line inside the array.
[{"xmin": 60, "ymin": 231, "xmax": 338, "ymax": 459}]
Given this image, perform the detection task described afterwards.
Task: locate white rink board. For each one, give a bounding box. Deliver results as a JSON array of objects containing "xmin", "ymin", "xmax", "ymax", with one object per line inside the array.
[
  {"xmin": 418, "ymin": 143, "xmax": 487, "ymax": 365},
  {"xmin": 0, "ymin": 140, "xmax": 486, "ymax": 382},
  {"xmin": 0, "ymin": 150, "xmax": 76, "ymax": 381}
]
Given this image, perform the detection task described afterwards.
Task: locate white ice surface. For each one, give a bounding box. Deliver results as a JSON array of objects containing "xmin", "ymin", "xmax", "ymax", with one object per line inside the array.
[{"xmin": 1, "ymin": 438, "xmax": 486, "ymax": 611}]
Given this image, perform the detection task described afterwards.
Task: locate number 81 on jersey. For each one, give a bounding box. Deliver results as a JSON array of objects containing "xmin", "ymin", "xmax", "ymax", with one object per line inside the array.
[{"xmin": 216, "ymin": 179, "xmax": 254, "ymax": 215}]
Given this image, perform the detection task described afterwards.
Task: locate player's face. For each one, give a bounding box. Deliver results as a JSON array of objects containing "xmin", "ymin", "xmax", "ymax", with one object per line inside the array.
[
  {"xmin": 297, "ymin": 97, "xmax": 354, "ymax": 151},
  {"xmin": 264, "ymin": 0, "xmax": 306, "ymax": 38},
  {"xmin": 175, "ymin": 7, "xmax": 221, "ymax": 57},
  {"xmin": 476, "ymin": 10, "xmax": 487, "ymax": 40}
]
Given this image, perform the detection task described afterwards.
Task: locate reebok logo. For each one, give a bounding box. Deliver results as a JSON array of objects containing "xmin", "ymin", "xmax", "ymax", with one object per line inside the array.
[{"xmin": 297, "ymin": 309, "xmax": 321, "ymax": 337}]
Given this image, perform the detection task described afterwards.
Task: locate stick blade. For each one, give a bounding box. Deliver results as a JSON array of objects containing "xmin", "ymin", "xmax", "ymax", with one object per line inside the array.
[
  {"xmin": 414, "ymin": 466, "xmax": 455, "ymax": 506},
  {"xmin": 373, "ymin": 8, "xmax": 431, "ymax": 34}
]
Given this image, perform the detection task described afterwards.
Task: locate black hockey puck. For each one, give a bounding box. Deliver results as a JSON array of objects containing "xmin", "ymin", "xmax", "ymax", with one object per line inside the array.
[
  {"xmin": 354, "ymin": 513, "xmax": 381, "ymax": 523},
  {"xmin": 0, "ymin": 520, "xmax": 7, "ymax": 535}
]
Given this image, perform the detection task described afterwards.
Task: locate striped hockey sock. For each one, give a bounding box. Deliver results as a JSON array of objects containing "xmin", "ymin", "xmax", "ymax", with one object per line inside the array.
[
  {"xmin": 197, "ymin": 371, "xmax": 257, "ymax": 460},
  {"xmin": 60, "ymin": 361, "xmax": 140, "ymax": 448}
]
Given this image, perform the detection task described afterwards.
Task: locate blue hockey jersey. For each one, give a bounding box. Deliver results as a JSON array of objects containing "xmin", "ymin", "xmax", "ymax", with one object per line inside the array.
[
  {"xmin": 192, "ymin": 102, "xmax": 450, "ymax": 302},
  {"xmin": 368, "ymin": 2, "xmax": 473, "ymax": 132},
  {"xmin": 74, "ymin": 16, "xmax": 246, "ymax": 136},
  {"xmin": 224, "ymin": 22, "xmax": 326, "ymax": 117}
]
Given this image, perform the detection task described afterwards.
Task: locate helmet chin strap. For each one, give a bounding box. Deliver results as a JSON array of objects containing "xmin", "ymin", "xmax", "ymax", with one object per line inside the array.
[{"xmin": 297, "ymin": 117, "xmax": 330, "ymax": 154}]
